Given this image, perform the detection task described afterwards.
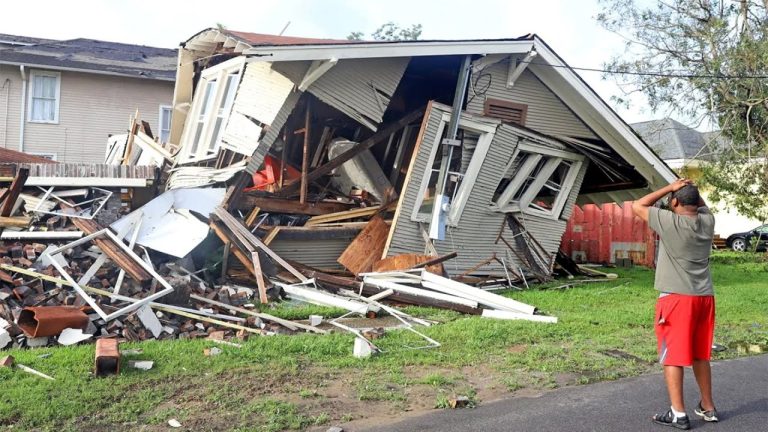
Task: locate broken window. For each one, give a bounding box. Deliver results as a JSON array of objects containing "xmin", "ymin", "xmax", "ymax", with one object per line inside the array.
[
  {"xmin": 492, "ymin": 142, "xmax": 583, "ymax": 219},
  {"xmin": 178, "ymin": 57, "xmax": 245, "ymax": 163},
  {"xmin": 411, "ymin": 112, "xmax": 497, "ymax": 226}
]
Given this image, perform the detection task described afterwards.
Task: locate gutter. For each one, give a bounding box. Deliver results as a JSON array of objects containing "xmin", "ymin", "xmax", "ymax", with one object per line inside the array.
[
  {"xmin": 18, "ymin": 65, "xmax": 26, "ymax": 152},
  {"xmin": 0, "ymin": 60, "xmax": 175, "ymax": 82}
]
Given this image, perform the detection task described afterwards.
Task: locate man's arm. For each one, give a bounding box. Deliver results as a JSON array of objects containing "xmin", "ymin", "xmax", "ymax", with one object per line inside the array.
[{"xmin": 631, "ymin": 179, "xmax": 692, "ymax": 222}]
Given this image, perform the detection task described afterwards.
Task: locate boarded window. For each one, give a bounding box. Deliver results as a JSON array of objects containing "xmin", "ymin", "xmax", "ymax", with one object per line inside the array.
[{"xmin": 483, "ymin": 99, "xmax": 527, "ymax": 126}]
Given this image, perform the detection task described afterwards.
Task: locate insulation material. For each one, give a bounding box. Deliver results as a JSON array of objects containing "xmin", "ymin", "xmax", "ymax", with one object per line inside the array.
[
  {"xmin": 220, "ymin": 112, "xmax": 263, "ymax": 156},
  {"xmin": 305, "ymin": 57, "xmax": 410, "ymax": 131},
  {"xmin": 327, "ymin": 139, "xmax": 395, "ymax": 202},
  {"xmin": 110, "ymin": 188, "xmax": 225, "ymax": 258},
  {"xmin": 230, "ymin": 61, "xmax": 295, "ymax": 125}
]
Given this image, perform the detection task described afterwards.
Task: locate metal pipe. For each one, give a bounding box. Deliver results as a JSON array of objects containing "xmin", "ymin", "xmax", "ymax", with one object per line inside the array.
[
  {"xmin": 2, "ymin": 78, "xmax": 10, "ymax": 148},
  {"xmin": 18, "ymin": 65, "xmax": 26, "ymax": 152},
  {"xmin": 429, "ymin": 55, "xmax": 472, "ymax": 240}
]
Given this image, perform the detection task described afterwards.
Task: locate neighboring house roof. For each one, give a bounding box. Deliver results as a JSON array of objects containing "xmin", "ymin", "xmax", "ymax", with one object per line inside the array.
[
  {"xmin": 631, "ymin": 118, "xmax": 722, "ymax": 161},
  {"xmin": 0, "ymin": 36, "xmax": 176, "ymax": 81},
  {"xmin": 0, "ymin": 147, "xmax": 59, "ymax": 164},
  {"xmin": 0, "ymin": 33, "xmax": 56, "ymax": 48},
  {"xmin": 631, "ymin": 118, "xmax": 704, "ymax": 159}
]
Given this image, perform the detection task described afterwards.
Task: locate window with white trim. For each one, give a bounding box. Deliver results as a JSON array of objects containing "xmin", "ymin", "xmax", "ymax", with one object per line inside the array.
[
  {"xmin": 178, "ymin": 57, "xmax": 244, "ymax": 162},
  {"xmin": 28, "ymin": 70, "xmax": 61, "ymax": 123},
  {"xmin": 492, "ymin": 142, "xmax": 583, "ymax": 219},
  {"xmin": 158, "ymin": 105, "xmax": 172, "ymax": 144},
  {"xmin": 411, "ymin": 113, "xmax": 497, "ymax": 226}
]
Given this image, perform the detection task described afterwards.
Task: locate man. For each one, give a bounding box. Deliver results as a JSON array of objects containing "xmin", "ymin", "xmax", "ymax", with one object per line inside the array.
[{"xmin": 632, "ymin": 179, "xmax": 719, "ymax": 430}]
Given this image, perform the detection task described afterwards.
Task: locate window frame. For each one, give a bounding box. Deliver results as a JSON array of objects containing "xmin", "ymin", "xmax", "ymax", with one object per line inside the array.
[
  {"xmin": 410, "ymin": 112, "xmax": 497, "ymax": 226},
  {"xmin": 178, "ymin": 57, "xmax": 245, "ymax": 163},
  {"xmin": 27, "ymin": 152, "xmax": 58, "ymax": 161},
  {"xmin": 27, "ymin": 70, "xmax": 61, "ymax": 124},
  {"xmin": 491, "ymin": 141, "xmax": 584, "ymax": 220},
  {"xmin": 158, "ymin": 105, "xmax": 172, "ymax": 144}
]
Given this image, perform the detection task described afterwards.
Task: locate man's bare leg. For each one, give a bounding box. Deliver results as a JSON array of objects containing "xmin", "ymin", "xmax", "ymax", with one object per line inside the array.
[
  {"xmin": 664, "ymin": 365, "xmax": 686, "ymax": 412},
  {"xmin": 693, "ymin": 359, "xmax": 715, "ymax": 410}
]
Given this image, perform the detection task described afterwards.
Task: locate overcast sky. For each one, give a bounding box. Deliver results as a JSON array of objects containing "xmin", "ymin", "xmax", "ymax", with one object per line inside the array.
[{"xmin": 0, "ymin": 0, "xmax": 664, "ymax": 124}]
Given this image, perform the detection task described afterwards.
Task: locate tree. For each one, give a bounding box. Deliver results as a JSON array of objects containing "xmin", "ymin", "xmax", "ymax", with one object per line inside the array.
[
  {"xmin": 347, "ymin": 22, "xmax": 422, "ymax": 41},
  {"xmin": 596, "ymin": 0, "xmax": 768, "ymax": 220}
]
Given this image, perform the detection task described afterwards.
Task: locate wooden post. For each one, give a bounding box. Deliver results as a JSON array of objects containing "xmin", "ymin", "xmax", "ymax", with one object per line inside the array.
[
  {"xmin": 300, "ymin": 99, "xmax": 311, "ymax": 204},
  {"xmin": 0, "ymin": 168, "xmax": 29, "ymax": 217}
]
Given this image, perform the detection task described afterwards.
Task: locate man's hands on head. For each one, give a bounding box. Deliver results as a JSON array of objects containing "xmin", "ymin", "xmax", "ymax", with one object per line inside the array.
[{"xmin": 670, "ymin": 178, "xmax": 693, "ymax": 192}]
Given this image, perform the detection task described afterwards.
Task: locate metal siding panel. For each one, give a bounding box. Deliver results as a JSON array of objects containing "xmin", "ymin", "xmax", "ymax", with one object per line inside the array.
[
  {"xmin": 307, "ymin": 57, "xmax": 409, "ymax": 129},
  {"xmin": 232, "ymin": 62, "xmax": 295, "ymax": 125},
  {"xmin": 268, "ymin": 238, "xmax": 352, "ymax": 270},
  {"xmin": 467, "ymin": 60, "xmax": 596, "ymax": 139}
]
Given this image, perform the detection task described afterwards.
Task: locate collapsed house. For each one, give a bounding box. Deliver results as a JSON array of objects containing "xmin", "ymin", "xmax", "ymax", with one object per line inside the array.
[
  {"xmin": 0, "ymin": 29, "xmax": 678, "ymax": 358},
  {"xmin": 168, "ymin": 29, "xmax": 675, "ymax": 279}
]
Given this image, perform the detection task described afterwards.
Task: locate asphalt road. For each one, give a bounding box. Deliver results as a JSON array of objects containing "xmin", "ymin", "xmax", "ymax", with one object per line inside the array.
[{"xmin": 360, "ymin": 354, "xmax": 767, "ymax": 432}]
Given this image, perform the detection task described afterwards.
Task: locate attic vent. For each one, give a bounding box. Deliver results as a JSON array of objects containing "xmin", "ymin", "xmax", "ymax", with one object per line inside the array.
[{"xmin": 483, "ymin": 98, "xmax": 528, "ymax": 126}]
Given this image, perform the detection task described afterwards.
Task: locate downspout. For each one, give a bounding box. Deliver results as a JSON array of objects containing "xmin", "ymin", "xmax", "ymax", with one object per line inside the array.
[
  {"xmin": 428, "ymin": 55, "xmax": 472, "ymax": 240},
  {"xmin": 2, "ymin": 78, "xmax": 10, "ymax": 148},
  {"xmin": 19, "ymin": 65, "xmax": 26, "ymax": 152}
]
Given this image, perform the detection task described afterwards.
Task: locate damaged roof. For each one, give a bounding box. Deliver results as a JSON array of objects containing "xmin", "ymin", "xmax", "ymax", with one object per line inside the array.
[
  {"xmin": 631, "ymin": 118, "xmax": 707, "ymax": 160},
  {"xmin": 0, "ymin": 36, "xmax": 176, "ymax": 81}
]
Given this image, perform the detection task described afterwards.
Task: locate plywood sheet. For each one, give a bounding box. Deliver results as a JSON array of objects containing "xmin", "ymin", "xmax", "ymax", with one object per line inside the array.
[{"xmin": 337, "ymin": 216, "xmax": 390, "ymax": 275}]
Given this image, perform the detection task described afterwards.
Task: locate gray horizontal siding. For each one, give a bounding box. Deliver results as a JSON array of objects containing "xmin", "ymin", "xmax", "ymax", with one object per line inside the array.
[
  {"xmin": 386, "ymin": 105, "xmax": 588, "ymax": 277},
  {"xmin": 306, "ymin": 57, "xmax": 410, "ymax": 130},
  {"xmin": 268, "ymin": 237, "xmax": 354, "ymax": 271},
  {"xmin": 467, "ymin": 58, "xmax": 597, "ymax": 139}
]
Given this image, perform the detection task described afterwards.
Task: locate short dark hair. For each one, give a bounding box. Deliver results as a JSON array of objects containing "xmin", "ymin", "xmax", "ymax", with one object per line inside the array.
[{"xmin": 671, "ymin": 184, "xmax": 700, "ymax": 206}]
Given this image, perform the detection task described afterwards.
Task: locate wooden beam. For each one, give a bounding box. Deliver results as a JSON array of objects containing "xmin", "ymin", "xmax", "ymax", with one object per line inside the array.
[
  {"xmin": 63, "ymin": 203, "xmax": 151, "ymax": 283},
  {"xmin": 305, "ymin": 205, "xmax": 385, "ymax": 226},
  {"xmin": 251, "ymin": 251, "xmax": 269, "ymax": 304},
  {"xmin": 277, "ymin": 107, "xmax": 425, "ymax": 197},
  {"xmin": 337, "ymin": 216, "xmax": 390, "ymax": 275},
  {"xmin": 0, "ymin": 168, "xmax": 28, "ymax": 217},
  {"xmin": 0, "ymin": 216, "xmax": 31, "ymax": 228},
  {"xmin": 234, "ymin": 195, "xmax": 352, "ymax": 216},
  {"xmin": 300, "ymin": 99, "xmax": 311, "ymax": 204}
]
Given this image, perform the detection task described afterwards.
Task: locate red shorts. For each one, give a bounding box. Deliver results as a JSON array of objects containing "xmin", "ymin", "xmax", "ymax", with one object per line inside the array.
[{"xmin": 655, "ymin": 294, "xmax": 715, "ymax": 366}]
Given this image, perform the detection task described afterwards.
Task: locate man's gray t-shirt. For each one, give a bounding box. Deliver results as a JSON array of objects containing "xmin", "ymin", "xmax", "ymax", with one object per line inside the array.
[{"xmin": 648, "ymin": 206, "xmax": 715, "ymax": 296}]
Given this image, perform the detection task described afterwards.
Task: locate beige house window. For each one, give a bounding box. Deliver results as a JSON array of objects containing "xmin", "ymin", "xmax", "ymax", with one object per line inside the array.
[
  {"xmin": 158, "ymin": 105, "xmax": 172, "ymax": 144},
  {"xmin": 28, "ymin": 70, "xmax": 61, "ymax": 124},
  {"xmin": 178, "ymin": 57, "xmax": 245, "ymax": 163},
  {"xmin": 483, "ymin": 98, "xmax": 527, "ymax": 126}
]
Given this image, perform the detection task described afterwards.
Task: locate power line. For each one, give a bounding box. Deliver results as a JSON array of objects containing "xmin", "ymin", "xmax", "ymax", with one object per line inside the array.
[{"xmin": 519, "ymin": 60, "xmax": 768, "ymax": 79}]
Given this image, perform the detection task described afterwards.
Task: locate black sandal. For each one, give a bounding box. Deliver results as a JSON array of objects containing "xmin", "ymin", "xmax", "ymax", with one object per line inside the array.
[{"xmin": 652, "ymin": 409, "xmax": 690, "ymax": 430}]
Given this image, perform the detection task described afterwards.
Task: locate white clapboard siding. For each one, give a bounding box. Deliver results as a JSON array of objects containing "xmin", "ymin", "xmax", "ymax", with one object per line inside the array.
[{"xmin": 232, "ymin": 62, "xmax": 295, "ymax": 125}]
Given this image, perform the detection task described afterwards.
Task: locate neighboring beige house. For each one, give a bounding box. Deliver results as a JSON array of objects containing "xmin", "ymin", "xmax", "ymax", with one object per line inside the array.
[{"xmin": 0, "ymin": 34, "xmax": 176, "ymax": 163}]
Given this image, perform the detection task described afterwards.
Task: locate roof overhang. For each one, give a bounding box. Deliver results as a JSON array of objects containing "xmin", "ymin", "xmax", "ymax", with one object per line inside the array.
[{"xmin": 0, "ymin": 60, "xmax": 175, "ymax": 82}]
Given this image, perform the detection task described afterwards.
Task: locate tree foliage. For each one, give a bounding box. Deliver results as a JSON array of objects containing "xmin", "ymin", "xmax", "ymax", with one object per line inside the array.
[
  {"xmin": 347, "ymin": 22, "xmax": 423, "ymax": 41},
  {"xmin": 597, "ymin": 0, "xmax": 768, "ymax": 220}
]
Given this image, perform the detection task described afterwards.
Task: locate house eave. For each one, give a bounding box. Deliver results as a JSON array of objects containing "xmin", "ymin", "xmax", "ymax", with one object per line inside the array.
[
  {"xmin": 0, "ymin": 60, "xmax": 176, "ymax": 82},
  {"xmin": 243, "ymin": 40, "xmax": 535, "ymax": 62}
]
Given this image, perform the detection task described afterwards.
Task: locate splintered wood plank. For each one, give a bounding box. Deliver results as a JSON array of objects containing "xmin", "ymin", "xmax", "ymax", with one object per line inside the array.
[
  {"xmin": 337, "ymin": 216, "xmax": 391, "ymax": 275},
  {"xmin": 0, "ymin": 168, "xmax": 29, "ymax": 217},
  {"xmin": 372, "ymin": 254, "xmax": 445, "ymax": 275}
]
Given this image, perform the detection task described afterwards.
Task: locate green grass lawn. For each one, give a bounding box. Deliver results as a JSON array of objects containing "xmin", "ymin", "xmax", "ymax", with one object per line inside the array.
[{"xmin": 1, "ymin": 252, "xmax": 766, "ymax": 431}]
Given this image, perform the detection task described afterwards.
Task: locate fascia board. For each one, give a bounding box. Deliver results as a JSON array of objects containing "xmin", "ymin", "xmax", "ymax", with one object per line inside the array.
[
  {"xmin": 244, "ymin": 40, "xmax": 534, "ymax": 62},
  {"xmin": 529, "ymin": 39, "xmax": 677, "ymax": 188},
  {"xmin": 0, "ymin": 60, "xmax": 175, "ymax": 82}
]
